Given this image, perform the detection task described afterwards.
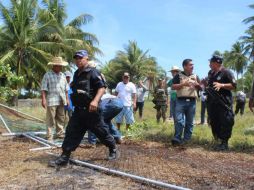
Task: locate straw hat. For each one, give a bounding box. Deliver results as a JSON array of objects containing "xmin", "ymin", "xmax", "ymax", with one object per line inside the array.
[
  {"xmin": 169, "ymin": 66, "xmax": 180, "ymax": 72},
  {"xmin": 48, "ymin": 57, "xmax": 68, "ymax": 66}
]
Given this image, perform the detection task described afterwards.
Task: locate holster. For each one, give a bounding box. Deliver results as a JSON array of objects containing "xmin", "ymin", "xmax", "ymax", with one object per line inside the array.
[{"xmin": 71, "ymin": 93, "xmax": 92, "ymax": 108}]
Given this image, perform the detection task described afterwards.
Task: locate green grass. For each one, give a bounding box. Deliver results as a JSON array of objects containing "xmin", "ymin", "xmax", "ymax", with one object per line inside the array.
[
  {"xmin": 15, "ymin": 99, "xmax": 254, "ymax": 152},
  {"xmin": 123, "ymin": 100, "xmax": 254, "ymax": 152}
]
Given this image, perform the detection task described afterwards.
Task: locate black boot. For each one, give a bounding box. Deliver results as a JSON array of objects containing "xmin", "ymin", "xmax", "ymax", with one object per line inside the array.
[
  {"xmin": 108, "ymin": 148, "xmax": 119, "ymax": 160},
  {"xmin": 214, "ymin": 140, "xmax": 229, "ymax": 151},
  {"xmin": 48, "ymin": 151, "xmax": 71, "ymax": 167}
]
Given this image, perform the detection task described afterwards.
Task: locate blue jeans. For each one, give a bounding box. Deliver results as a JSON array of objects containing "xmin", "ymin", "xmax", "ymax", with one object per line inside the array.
[
  {"xmin": 173, "ymin": 98, "xmax": 196, "ymax": 143},
  {"xmin": 88, "ymin": 98, "xmax": 123, "ymax": 144},
  {"xmin": 170, "ymin": 98, "xmax": 177, "ymax": 123}
]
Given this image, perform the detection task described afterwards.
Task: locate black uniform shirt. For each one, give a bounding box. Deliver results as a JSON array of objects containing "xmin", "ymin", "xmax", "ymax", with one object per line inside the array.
[
  {"xmin": 72, "ymin": 67, "xmax": 106, "ymax": 98},
  {"xmin": 207, "ymin": 68, "xmax": 236, "ymax": 98}
]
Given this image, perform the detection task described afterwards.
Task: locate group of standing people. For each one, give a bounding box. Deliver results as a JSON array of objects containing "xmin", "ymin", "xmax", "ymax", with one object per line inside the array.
[
  {"xmin": 41, "ymin": 50, "xmax": 238, "ymax": 167},
  {"xmin": 153, "ymin": 56, "xmax": 236, "ymax": 151}
]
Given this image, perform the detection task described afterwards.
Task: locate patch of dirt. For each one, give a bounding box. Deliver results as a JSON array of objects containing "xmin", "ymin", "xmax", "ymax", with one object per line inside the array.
[
  {"xmin": 0, "ymin": 133, "xmax": 156, "ymax": 190},
  {"xmin": 0, "ymin": 130, "xmax": 253, "ymax": 190}
]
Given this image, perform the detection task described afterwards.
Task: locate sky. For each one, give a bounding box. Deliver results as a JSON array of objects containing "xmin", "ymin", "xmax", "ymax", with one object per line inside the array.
[{"xmin": 1, "ymin": 0, "xmax": 254, "ymax": 78}]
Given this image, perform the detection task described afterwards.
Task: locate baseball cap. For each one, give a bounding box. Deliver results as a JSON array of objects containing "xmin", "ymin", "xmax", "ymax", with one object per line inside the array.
[
  {"xmin": 209, "ymin": 55, "xmax": 223, "ymax": 64},
  {"xmin": 123, "ymin": 72, "xmax": 130, "ymax": 77},
  {"xmin": 64, "ymin": 71, "xmax": 72, "ymax": 77},
  {"xmin": 73, "ymin": 50, "xmax": 88, "ymax": 58}
]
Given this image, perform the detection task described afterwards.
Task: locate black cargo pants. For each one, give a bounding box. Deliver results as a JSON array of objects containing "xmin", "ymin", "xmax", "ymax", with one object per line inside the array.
[
  {"xmin": 207, "ymin": 102, "xmax": 234, "ymax": 141},
  {"xmin": 62, "ymin": 107, "xmax": 116, "ymax": 152}
]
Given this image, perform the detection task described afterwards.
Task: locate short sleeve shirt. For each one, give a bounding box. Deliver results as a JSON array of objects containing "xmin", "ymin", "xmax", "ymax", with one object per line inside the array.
[
  {"xmin": 167, "ymin": 79, "xmax": 177, "ymax": 101},
  {"xmin": 136, "ymin": 86, "xmax": 147, "ymax": 102},
  {"xmin": 41, "ymin": 71, "xmax": 68, "ymax": 106},
  {"xmin": 72, "ymin": 67, "xmax": 106, "ymax": 98},
  {"xmin": 207, "ymin": 68, "xmax": 236, "ymax": 98},
  {"xmin": 116, "ymin": 82, "xmax": 136, "ymax": 106}
]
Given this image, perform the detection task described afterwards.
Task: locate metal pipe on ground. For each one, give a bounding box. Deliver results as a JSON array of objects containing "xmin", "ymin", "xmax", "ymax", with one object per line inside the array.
[
  {"xmin": 23, "ymin": 134, "xmax": 51, "ymax": 147},
  {"xmin": 2, "ymin": 131, "xmax": 46, "ymax": 136},
  {"xmin": 0, "ymin": 114, "xmax": 12, "ymax": 133},
  {"xmin": 29, "ymin": 134, "xmax": 62, "ymax": 147},
  {"xmin": 0, "ymin": 103, "xmax": 44, "ymax": 123},
  {"xmin": 30, "ymin": 146, "xmax": 56, "ymax": 151},
  {"xmin": 47, "ymin": 152, "xmax": 191, "ymax": 190}
]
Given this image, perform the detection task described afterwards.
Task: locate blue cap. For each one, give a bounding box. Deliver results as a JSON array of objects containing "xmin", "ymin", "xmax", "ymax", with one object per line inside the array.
[
  {"xmin": 73, "ymin": 50, "xmax": 88, "ymax": 58},
  {"xmin": 209, "ymin": 55, "xmax": 223, "ymax": 64}
]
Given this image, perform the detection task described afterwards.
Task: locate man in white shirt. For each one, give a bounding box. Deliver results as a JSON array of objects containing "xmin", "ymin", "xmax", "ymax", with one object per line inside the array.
[
  {"xmin": 135, "ymin": 80, "xmax": 148, "ymax": 119},
  {"xmin": 115, "ymin": 72, "xmax": 137, "ymax": 130}
]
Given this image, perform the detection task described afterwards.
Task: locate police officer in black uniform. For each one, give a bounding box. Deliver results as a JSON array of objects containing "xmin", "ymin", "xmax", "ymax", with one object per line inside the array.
[
  {"xmin": 49, "ymin": 50, "xmax": 117, "ymax": 167},
  {"xmin": 206, "ymin": 55, "xmax": 236, "ymax": 151}
]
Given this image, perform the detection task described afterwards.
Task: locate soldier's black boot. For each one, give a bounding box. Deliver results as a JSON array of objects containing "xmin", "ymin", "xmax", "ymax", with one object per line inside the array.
[
  {"xmin": 214, "ymin": 140, "xmax": 229, "ymax": 151},
  {"xmin": 108, "ymin": 148, "xmax": 119, "ymax": 160},
  {"xmin": 48, "ymin": 151, "xmax": 71, "ymax": 167}
]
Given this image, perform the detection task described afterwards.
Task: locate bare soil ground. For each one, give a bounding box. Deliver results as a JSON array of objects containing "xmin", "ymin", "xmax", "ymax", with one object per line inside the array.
[
  {"xmin": 0, "ymin": 128, "xmax": 151, "ymax": 190},
  {"xmin": 0, "ymin": 125, "xmax": 253, "ymax": 190}
]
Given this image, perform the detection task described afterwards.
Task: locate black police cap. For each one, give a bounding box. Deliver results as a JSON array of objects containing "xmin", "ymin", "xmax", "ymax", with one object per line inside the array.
[{"xmin": 209, "ymin": 55, "xmax": 223, "ymax": 64}]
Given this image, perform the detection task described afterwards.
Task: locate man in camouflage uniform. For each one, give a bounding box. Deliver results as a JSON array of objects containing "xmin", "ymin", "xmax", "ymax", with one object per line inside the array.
[{"xmin": 153, "ymin": 78, "xmax": 169, "ymax": 123}]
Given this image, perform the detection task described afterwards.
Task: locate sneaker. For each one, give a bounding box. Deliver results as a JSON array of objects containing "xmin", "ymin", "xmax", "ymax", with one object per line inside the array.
[
  {"xmin": 48, "ymin": 155, "xmax": 69, "ymax": 167},
  {"xmin": 47, "ymin": 136, "xmax": 54, "ymax": 142},
  {"xmin": 55, "ymin": 134, "xmax": 65, "ymax": 139},
  {"xmin": 171, "ymin": 139, "xmax": 181, "ymax": 146},
  {"xmin": 115, "ymin": 137, "xmax": 122, "ymax": 144},
  {"xmin": 108, "ymin": 149, "xmax": 119, "ymax": 160}
]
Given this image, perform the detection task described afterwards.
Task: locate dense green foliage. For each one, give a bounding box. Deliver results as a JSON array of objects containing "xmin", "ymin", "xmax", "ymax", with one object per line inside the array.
[
  {"xmin": 0, "ymin": 0, "xmax": 99, "ymax": 101},
  {"xmin": 101, "ymin": 41, "xmax": 166, "ymax": 89}
]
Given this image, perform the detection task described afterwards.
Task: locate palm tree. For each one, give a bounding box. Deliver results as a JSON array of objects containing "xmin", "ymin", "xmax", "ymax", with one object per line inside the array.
[
  {"xmin": 242, "ymin": 4, "xmax": 254, "ymax": 26},
  {"xmin": 101, "ymin": 41, "xmax": 164, "ymax": 99},
  {"xmin": 224, "ymin": 42, "xmax": 248, "ymax": 81},
  {"xmin": 0, "ymin": 0, "xmax": 58, "ymax": 83},
  {"xmin": 109, "ymin": 41, "xmax": 159, "ymax": 83},
  {"xmin": 38, "ymin": 0, "xmax": 101, "ymax": 62},
  {"xmin": 241, "ymin": 28, "xmax": 254, "ymax": 63}
]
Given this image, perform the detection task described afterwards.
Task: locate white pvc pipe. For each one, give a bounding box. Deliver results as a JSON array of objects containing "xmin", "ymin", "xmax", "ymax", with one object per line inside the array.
[
  {"xmin": 30, "ymin": 146, "xmax": 55, "ymax": 151},
  {"xmin": 23, "ymin": 134, "xmax": 51, "ymax": 147},
  {"xmin": 29, "ymin": 134, "xmax": 62, "ymax": 147},
  {"xmin": 47, "ymin": 152, "xmax": 191, "ymax": 190},
  {"xmin": 2, "ymin": 131, "xmax": 46, "ymax": 136},
  {"xmin": 0, "ymin": 103, "xmax": 44, "ymax": 123},
  {"xmin": 0, "ymin": 114, "xmax": 12, "ymax": 133}
]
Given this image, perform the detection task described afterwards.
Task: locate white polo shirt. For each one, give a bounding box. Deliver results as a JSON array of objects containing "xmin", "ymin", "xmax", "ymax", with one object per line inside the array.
[{"xmin": 115, "ymin": 81, "xmax": 136, "ymax": 106}]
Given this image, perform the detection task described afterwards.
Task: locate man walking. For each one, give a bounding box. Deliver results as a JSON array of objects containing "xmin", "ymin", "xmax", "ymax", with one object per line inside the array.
[
  {"xmin": 206, "ymin": 55, "xmax": 236, "ymax": 151},
  {"xmin": 49, "ymin": 50, "xmax": 118, "ymax": 167},
  {"xmin": 41, "ymin": 57, "xmax": 69, "ymax": 141},
  {"xmin": 171, "ymin": 59, "xmax": 200, "ymax": 145},
  {"xmin": 115, "ymin": 72, "xmax": 137, "ymax": 131}
]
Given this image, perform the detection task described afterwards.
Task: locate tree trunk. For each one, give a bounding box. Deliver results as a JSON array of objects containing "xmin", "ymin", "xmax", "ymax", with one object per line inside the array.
[{"xmin": 12, "ymin": 50, "xmax": 23, "ymax": 107}]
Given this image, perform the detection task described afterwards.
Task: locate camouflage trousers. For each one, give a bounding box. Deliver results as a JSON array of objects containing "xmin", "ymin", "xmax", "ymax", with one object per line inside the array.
[{"xmin": 156, "ymin": 105, "xmax": 167, "ymax": 122}]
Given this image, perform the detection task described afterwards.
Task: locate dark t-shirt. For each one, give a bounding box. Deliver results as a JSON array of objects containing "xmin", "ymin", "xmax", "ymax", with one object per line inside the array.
[
  {"xmin": 72, "ymin": 67, "xmax": 106, "ymax": 98},
  {"xmin": 207, "ymin": 68, "xmax": 236, "ymax": 98}
]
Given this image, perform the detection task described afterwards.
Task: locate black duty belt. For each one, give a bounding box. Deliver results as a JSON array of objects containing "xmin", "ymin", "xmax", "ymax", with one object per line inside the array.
[{"xmin": 177, "ymin": 97, "xmax": 196, "ymax": 101}]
